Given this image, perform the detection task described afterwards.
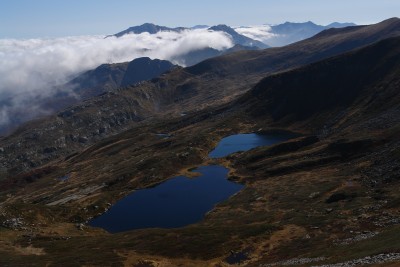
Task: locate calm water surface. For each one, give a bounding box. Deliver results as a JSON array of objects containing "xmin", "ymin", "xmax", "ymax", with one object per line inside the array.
[
  {"xmin": 209, "ymin": 133, "xmax": 294, "ymax": 158},
  {"xmin": 89, "ymin": 132, "xmax": 293, "ymax": 233},
  {"xmin": 89, "ymin": 165, "xmax": 243, "ymax": 233}
]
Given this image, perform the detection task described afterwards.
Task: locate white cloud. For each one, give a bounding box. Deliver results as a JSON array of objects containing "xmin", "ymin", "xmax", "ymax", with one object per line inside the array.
[
  {"xmin": 234, "ymin": 25, "xmax": 277, "ymax": 43},
  {"xmin": 0, "ymin": 29, "xmax": 233, "ymax": 131}
]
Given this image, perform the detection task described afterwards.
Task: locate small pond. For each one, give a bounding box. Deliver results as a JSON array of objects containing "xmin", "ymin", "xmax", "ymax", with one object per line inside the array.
[
  {"xmin": 89, "ymin": 132, "xmax": 294, "ymax": 233},
  {"xmin": 209, "ymin": 133, "xmax": 295, "ymax": 158}
]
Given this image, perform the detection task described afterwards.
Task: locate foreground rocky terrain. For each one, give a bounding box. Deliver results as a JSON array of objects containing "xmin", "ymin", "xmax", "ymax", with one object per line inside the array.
[{"xmin": 0, "ymin": 18, "xmax": 400, "ymax": 266}]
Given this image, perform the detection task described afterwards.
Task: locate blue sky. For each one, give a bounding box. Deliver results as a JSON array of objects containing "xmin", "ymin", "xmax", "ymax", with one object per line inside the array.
[{"xmin": 1, "ymin": 0, "xmax": 399, "ymax": 38}]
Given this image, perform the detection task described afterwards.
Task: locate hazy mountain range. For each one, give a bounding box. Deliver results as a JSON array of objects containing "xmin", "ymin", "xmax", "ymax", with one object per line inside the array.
[
  {"xmin": 266, "ymin": 21, "xmax": 356, "ymax": 46},
  {"xmin": 114, "ymin": 21, "xmax": 356, "ymax": 47},
  {"xmin": 0, "ymin": 20, "xmax": 355, "ymax": 135}
]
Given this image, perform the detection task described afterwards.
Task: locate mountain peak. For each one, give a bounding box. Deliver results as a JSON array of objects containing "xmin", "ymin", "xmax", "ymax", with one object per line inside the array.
[
  {"xmin": 120, "ymin": 57, "xmax": 175, "ymax": 86},
  {"xmin": 140, "ymin": 22, "xmax": 157, "ymax": 26},
  {"xmin": 113, "ymin": 23, "xmax": 186, "ymax": 37},
  {"xmin": 209, "ymin": 24, "xmax": 236, "ymax": 34},
  {"xmin": 191, "ymin": 25, "xmax": 209, "ymax": 29},
  {"xmin": 382, "ymin": 17, "xmax": 400, "ymax": 22},
  {"xmin": 326, "ymin": 22, "xmax": 357, "ymax": 28},
  {"xmin": 305, "ymin": 21, "xmax": 317, "ymax": 25},
  {"xmin": 378, "ymin": 17, "xmax": 400, "ymax": 26}
]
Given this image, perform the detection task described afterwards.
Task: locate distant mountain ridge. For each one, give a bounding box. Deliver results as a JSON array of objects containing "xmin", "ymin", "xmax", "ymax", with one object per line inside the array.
[
  {"xmin": 270, "ymin": 21, "xmax": 355, "ymax": 34},
  {"xmin": 113, "ymin": 23, "xmax": 186, "ymax": 37},
  {"xmin": 111, "ymin": 23, "xmax": 268, "ymax": 67},
  {"xmin": 265, "ymin": 21, "xmax": 357, "ymax": 46},
  {"xmin": 112, "ymin": 21, "xmax": 357, "ymax": 48},
  {"xmin": 326, "ymin": 22, "xmax": 356, "ymax": 28},
  {"xmin": 112, "ymin": 23, "xmax": 268, "ymax": 49}
]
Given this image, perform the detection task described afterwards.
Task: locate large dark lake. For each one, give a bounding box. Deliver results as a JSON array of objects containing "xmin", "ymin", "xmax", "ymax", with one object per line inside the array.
[
  {"xmin": 89, "ymin": 133, "xmax": 293, "ymax": 233},
  {"xmin": 89, "ymin": 165, "xmax": 242, "ymax": 233}
]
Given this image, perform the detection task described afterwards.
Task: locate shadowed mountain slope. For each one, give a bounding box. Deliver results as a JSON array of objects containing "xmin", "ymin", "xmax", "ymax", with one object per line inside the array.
[
  {"xmin": 69, "ymin": 57, "xmax": 176, "ymax": 99},
  {"xmin": 239, "ymin": 36, "xmax": 400, "ymax": 132},
  {"xmin": 120, "ymin": 58, "xmax": 176, "ymax": 86},
  {"xmin": 0, "ymin": 58, "xmax": 176, "ymax": 136},
  {"xmin": 67, "ymin": 62, "xmax": 128, "ymax": 98},
  {"xmin": 171, "ymin": 44, "xmax": 259, "ymax": 67}
]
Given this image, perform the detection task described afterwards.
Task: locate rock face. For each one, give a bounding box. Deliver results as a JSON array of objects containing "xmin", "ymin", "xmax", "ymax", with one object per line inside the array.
[
  {"xmin": 2, "ymin": 218, "xmax": 24, "ymax": 229},
  {"xmin": 317, "ymin": 253, "xmax": 400, "ymax": 267}
]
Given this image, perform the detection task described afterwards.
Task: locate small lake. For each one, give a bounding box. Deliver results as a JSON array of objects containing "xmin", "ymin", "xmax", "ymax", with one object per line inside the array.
[
  {"xmin": 209, "ymin": 133, "xmax": 294, "ymax": 158},
  {"xmin": 89, "ymin": 166, "xmax": 242, "ymax": 233},
  {"xmin": 89, "ymin": 132, "xmax": 294, "ymax": 233}
]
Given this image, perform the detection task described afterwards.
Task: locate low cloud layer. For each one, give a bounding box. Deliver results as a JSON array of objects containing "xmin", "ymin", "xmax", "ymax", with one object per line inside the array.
[
  {"xmin": 234, "ymin": 25, "xmax": 277, "ymax": 43},
  {"xmin": 0, "ymin": 29, "xmax": 233, "ymax": 130}
]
